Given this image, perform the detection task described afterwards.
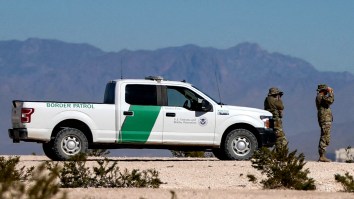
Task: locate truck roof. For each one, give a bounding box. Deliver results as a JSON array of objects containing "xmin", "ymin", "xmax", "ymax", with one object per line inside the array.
[{"xmin": 112, "ymin": 76, "xmax": 193, "ymax": 87}]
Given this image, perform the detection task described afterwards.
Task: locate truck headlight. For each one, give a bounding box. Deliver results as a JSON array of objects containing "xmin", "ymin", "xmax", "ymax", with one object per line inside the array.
[{"xmin": 260, "ymin": 116, "xmax": 272, "ymax": 129}]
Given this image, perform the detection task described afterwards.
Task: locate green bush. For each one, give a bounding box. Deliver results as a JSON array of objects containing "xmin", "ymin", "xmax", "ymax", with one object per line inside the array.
[
  {"xmin": 0, "ymin": 156, "xmax": 30, "ymax": 199},
  {"xmin": 92, "ymin": 158, "xmax": 117, "ymax": 187},
  {"xmin": 247, "ymin": 174, "xmax": 257, "ymax": 183},
  {"xmin": 46, "ymin": 153, "xmax": 93, "ymax": 188},
  {"xmin": 119, "ymin": 168, "xmax": 162, "ymax": 188},
  {"xmin": 0, "ymin": 156, "xmax": 66, "ymax": 199},
  {"xmin": 250, "ymin": 146, "xmax": 316, "ymax": 190},
  {"xmin": 88, "ymin": 149, "xmax": 110, "ymax": 157},
  {"xmin": 171, "ymin": 150, "xmax": 206, "ymax": 158},
  {"xmin": 27, "ymin": 163, "xmax": 67, "ymax": 199},
  {"xmin": 46, "ymin": 154, "xmax": 162, "ymax": 188},
  {"xmin": 1, "ymin": 154, "xmax": 162, "ymax": 198},
  {"xmin": 0, "ymin": 156, "xmax": 34, "ymax": 182},
  {"xmin": 92, "ymin": 158, "xmax": 161, "ymax": 188},
  {"xmin": 335, "ymin": 172, "xmax": 354, "ymax": 192}
]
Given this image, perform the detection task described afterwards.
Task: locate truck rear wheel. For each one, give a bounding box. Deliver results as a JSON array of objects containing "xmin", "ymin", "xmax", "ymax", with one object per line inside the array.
[
  {"xmin": 51, "ymin": 128, "xmax": 88, "ymax": 161},
  {"xmin": 223, "ymin": 129, "xmax": 258, "ymax": 160},
  {"xmin": 212, "ymin": 148, "xmax": 228, "ymax": 160},
  {"xmin": 42, "ymin": 141, "xmax": 56, "ymax": 160}
]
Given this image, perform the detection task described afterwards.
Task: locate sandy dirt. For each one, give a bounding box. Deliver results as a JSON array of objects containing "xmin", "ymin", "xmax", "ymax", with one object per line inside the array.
[{"xmin": 11, "ymin": 156, "xmax": 354, "ymax": 198}]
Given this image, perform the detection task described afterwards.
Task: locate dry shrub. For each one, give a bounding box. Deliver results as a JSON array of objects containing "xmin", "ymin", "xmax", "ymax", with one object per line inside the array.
[
  {"xmin": 0, "ymin": 156, "xmax": 66, "ymax": 199},
  {"xmin": 250, "ymin": 146, "xmax": 316, "ymax": 190},
  {"xmin": 335, "ymin": 172, "xmax": 354, "ymax": 192},
  {"xmin": 171, "ymin": 151, "xmax": 206, "ymax": 158},
  {"xmin": 46, "ymin": 153, "xmax": 162, "ymax": 188}
]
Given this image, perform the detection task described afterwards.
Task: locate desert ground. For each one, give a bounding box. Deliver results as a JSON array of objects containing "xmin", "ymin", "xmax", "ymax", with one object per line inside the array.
[{"xmin": 13, "ymin": 156, "xmax": 354, "ymax": 199}]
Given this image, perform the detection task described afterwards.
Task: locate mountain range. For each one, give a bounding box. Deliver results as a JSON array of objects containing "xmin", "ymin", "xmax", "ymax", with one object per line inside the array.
[{"xmin": 1, "ymin": 38, "xmax": 353, "ymax": 160}]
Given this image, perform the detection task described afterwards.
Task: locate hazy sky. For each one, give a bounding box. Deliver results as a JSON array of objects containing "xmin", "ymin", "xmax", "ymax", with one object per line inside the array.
[{"xmin": 1, "ymin": 1, "xmax": 354, "ymax": 73}]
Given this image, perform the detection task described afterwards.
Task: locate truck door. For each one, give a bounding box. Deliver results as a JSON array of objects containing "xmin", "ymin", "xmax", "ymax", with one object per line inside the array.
[
  {"xmin": 118, "ymin": 84, "xmax": 163, "ymax": 144},
  {"xmin": 162, "ymin": 86, "xmax": 216, "ymax": 144}
]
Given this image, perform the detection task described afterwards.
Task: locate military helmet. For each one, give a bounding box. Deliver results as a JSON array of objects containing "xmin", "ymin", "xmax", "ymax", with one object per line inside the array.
[
  {"xmin": 268, "ymin": 87, "xmax": 283, "ymax": 96},
  {"xmin": 317, "ymin": 84, "xmax": 328, "ymax": 91}
]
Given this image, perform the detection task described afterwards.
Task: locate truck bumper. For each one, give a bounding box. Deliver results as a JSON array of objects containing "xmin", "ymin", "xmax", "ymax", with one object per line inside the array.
[
  {"xmin": 8, "ymin": 128, "xmax": 28, "ymax": 143},
  {"xmin": 257, "ymin": 128, "xmax": 276, "ymax": 147}
]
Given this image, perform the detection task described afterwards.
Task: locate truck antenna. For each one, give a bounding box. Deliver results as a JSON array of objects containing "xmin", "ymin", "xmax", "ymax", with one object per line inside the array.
[
  {"xmin": 120, "ymin": 57, "xmax": 124, "ymax": 79},
  {"xmin": 214, "ymin": 58, "xmax": 223, "ymax": 107}
]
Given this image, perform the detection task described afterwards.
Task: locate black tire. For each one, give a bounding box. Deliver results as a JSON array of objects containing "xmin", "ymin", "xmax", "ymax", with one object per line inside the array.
[
  {"xmin": 42, "ymin": 141, "xmax": 56, "ymax": 160},
  {"xmin": 51, "ymin": 128, "xmax": 88, "ymax": 161},
  {"xmin": 223, "ymin": 129, "xmax": 258, "ymax": 160},
  {"xmin": 212, "ymin": 148, "xmax": 228, "ymax": 160}
]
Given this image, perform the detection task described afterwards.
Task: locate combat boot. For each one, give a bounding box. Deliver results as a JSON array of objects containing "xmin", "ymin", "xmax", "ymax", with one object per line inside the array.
[{"xmin": 318, "ymin": 154, "xmax": 331, "ymax": 162}]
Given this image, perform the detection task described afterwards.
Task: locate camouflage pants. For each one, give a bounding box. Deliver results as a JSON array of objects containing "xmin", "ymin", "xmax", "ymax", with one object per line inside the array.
[
  {"xmin": 318, "ymin": 122, "xmax": 331, "ymax": 155},
  {"xmin": 274, "ymin": 118, "xmax": 288, "ymax": 149}
]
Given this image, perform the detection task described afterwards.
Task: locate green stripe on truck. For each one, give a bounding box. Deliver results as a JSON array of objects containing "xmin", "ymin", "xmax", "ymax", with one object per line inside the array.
[{"xmin": 120, "ymin": 105, "xmax": 161, "ymax": 143}]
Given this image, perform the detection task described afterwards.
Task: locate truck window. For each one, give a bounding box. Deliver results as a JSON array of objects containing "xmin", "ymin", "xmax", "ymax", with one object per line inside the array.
[
  {"xmin": 125, "ymin": 85, "xmax": 158, "ymax": 106},
  {"xmin": 104, "ymin": 81, "xmax": 116, "ymax": 104},
  {"xmin": 167, "ymin": 86, "xmax": 204, "ymax": 110}
]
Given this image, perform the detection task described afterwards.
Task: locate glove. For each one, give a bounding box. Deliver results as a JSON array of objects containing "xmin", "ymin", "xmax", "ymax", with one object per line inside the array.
[{"xmin": 327, "ymin": 87, "xmax": 333, "ymax": 93}]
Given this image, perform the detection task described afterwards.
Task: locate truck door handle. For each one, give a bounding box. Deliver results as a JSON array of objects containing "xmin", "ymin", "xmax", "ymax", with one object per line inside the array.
[
  {"xmin": 123, "ymin": 111, "xmax": 134, "ymax": 116},
  {"xmin": 166, "ymin": 112, "xmax": 176, "ymax": 117}
]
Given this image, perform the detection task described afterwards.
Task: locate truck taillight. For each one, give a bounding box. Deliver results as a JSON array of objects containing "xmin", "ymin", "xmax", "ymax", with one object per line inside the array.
[{"xmin": 21, "ymin": 108, "xmax": 34, "ymax": 123}]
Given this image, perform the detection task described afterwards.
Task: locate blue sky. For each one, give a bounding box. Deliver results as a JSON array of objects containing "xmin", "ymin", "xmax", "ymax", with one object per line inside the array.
[{"xmin": 1, "ymin": 0, "xmax": 354, "ymax": 73}]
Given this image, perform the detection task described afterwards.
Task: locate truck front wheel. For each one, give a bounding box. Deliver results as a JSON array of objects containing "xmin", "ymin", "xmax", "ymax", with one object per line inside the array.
[
  {"xmin": 51, "ymin": 128, "xmax": 88, "ymax": 161},
  {"xmin": 223, "ymin": 129, "xmax": 258, "ymax": 160}
]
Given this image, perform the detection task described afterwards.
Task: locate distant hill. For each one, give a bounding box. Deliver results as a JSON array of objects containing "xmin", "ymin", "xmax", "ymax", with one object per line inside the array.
[{"xmin": 1, "ymin": 38, "xmax": 354, "ymax": 159}]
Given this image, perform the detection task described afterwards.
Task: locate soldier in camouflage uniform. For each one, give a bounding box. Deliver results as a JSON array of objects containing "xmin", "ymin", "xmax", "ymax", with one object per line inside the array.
[
  {"xmin": 316, "ymin": 84, "xmax": 334, "ymax": 162},
  {"xmin": 264, "ymin": 87, "xmax": 288, "ymax": 149}
]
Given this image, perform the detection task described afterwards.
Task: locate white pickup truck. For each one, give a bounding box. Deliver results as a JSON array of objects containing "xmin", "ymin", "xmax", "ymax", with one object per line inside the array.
[{"xmin": 9, "ymin": 76, "xmax": 275, "ymax": 160}]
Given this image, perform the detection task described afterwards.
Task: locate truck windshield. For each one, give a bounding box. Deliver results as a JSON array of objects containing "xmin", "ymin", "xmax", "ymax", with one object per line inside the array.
[
  {"xmin": 104, "ymin": 81, "xmax": 116, "ymax": 104},
  {"xmin": 192, "ymin": 86, "xmax": 224, "ymax": 105}
]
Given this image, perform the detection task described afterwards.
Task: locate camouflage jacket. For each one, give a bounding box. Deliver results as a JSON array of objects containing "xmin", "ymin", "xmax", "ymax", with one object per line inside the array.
[
  {"xmin": 264, "ymin": 96, "xmax": 284, "ymax": 119},
  {"xmin": 316, "ymin": 92, "xmax": 334, "ymax": 123}
]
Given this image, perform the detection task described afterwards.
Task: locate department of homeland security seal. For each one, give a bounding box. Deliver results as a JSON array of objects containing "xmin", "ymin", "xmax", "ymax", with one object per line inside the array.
[{"xmin": 199, "ymin": 117, "xmax": 208, "ymax": 126}]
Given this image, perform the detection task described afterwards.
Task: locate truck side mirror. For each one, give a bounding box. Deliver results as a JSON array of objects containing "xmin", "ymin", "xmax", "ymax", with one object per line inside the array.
[{"xmin": 200, "ymin": 99, "xmax": 212, "ymax": 112}]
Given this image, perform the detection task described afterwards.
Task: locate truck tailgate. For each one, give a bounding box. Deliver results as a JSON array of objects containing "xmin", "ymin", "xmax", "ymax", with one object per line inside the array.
[{"xmin": 11, "ymin": 101, "xmax": 24, "ymax": 128}]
